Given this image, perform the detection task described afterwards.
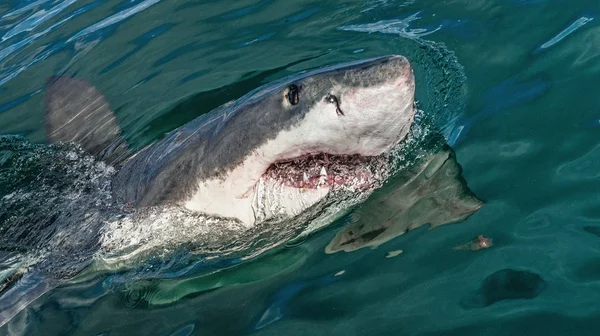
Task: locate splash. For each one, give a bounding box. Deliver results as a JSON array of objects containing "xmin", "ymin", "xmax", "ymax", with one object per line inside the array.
[
  {"xmin": 0, "ymin": 136, "xmax": 115, "ymax": 275},
  {"xmin": 339, "ymin": 12, "xmax": 468, "ymax": 143}
]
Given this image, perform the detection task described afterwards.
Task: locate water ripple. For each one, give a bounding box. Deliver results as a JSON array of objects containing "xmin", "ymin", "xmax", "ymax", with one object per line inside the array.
[
  {"xmin": 0, "ymin": 90, "xmax": 41, "ymax": 114},
  {"xmin": 0, "ymin": 1, "xmax": 102, "ymax": 87},
  {"xmin": 0, "ymin": 0, "xmax": 53, "ymax": 20},
  {"xmin": 339, "ymin": 12, "xmax": 441, "ymax": 38},
  {"xmin": 0, "ymin": 14, "xmax": 70, "ymax": 64},
  {"xmin": 67, "ymin": 0, "xmax": 162, "ymax": 43},
  {"xmin": 539, "ymin": 16, "xmax": 594, "ymax": 49},
  {"xmin": 101, "ymin": 23, "xmax": 174, "ymax": 74},
  {"xmin": 555, "ymin": 143, "xmax": 600, "ymax": 180},
  {"xmin": 2, "ymin": 0, "xmax": 77, "ymax": 41},
  {"xmin": 0, "ymin": 0, "xmax": 161, "ymax": 88}
]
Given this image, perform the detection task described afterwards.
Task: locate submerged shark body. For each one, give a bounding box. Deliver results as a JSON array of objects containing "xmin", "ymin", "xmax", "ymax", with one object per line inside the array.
[{"xmin": 0, "ymin": 55, "xmax": 482, "ymax": 328}]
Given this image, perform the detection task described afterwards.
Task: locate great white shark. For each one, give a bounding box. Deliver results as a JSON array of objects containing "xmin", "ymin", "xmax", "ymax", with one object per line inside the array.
[
  {"xmin": 0, "ymin": 55, "xmax": 483, "ymax": 328},
  {"xmin": 46, "ymin": 55, "xmax": 416, "ymax": 227}
]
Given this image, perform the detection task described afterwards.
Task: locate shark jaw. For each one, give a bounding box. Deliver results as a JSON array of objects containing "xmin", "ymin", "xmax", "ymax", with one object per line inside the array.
[{"xmin": 184, "ymin": 55, "xmax": 416, "ymax": 227}]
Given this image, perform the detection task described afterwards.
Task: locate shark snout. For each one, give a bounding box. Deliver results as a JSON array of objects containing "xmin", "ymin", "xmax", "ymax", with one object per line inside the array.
[
  {"xmin": 337, "ymin": 55, "xmax": 415, "ymax": 98},
  {"xmin": 380, "ymin": 55, "xmax": 414, "ymax": 90}
]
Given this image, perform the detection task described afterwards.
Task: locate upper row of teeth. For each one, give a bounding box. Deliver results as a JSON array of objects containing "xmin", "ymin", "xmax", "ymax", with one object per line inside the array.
[{"xmin": 302, "ymin": 167, "xmax": 328, "ymax": 183}]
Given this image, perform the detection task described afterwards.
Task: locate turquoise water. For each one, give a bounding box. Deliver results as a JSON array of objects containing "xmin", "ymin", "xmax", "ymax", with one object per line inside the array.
[{"xmin": 1, "ymin": 0, "xmax": 600, "ymax": 335}]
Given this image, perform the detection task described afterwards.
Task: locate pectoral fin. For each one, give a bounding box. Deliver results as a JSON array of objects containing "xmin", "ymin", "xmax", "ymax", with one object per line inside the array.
[{"xmin": 326, "ymin": 146, "xmax": 484, "ymax": 253}]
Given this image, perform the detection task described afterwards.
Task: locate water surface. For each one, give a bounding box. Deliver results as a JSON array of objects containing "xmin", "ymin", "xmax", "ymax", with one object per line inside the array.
[{"xmin": 1, "ymin": 0, "xmax": 600, "ymax": 335}]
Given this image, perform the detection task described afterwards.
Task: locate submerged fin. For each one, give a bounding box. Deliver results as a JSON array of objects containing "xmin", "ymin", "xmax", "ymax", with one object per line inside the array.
[
  {"xmin": 326, "ymin": 145, "xmax": 484, "ymax": 253},
  {"xmin": 44, "ymin": 76, "xmax": 130, "ymax": 165}
]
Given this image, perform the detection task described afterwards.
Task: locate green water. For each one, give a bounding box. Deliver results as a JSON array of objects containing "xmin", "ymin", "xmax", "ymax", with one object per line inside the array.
[{"xmin": 1, "ymin": 0, "xmax": 600, "ymax": 335}]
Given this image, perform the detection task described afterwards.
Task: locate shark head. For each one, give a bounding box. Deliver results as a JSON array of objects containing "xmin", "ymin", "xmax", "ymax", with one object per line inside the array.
[
  {"xmin": 45, "ymin": 55, "xmax": 417, "ymax": 228},
  {"xmin": 179, "ymin": 55, "xmax": 416, "ymax": 226}
]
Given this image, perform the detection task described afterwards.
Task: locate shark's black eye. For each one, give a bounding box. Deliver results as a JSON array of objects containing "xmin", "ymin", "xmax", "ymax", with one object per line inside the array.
[{"xmin": 286, "ymin": 84, "xmax": 299, "ymax": 105}]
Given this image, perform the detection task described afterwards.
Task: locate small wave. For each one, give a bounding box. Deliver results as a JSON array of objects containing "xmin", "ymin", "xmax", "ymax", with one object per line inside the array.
[
  {"xmin": 539, "ymin": 16, "xmax": 594, "ymax": 50},
  {"xmin": 2, "ymin": 0, "xmax": 77, "ymax": 41},
  {"xmin": 0, "ymin": 2, "xmax": 99, "ymax": 86},
  {"xmin": 360, "ymin": 0, "xmax": 416, "ymax": 13},
  {"xmin": 339, "ymin": 13, "xmax": 467, "ymax": 144},
  {"xmin": 0, "ymin": 0, "xmax": 53, "ymax": 20},
  {"xmin": 0, "ymin": 0, "xmax": 161, "ymax": 87},
  {"xmin": 67, "ymin": 0, "xmax": 162, "ymax": 43},
  {"xmin": 339, "ymin": 12, "xmax": 441, "ymax": 38}
]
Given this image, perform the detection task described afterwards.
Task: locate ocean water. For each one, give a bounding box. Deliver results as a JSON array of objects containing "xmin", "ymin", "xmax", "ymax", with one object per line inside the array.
[{"xmin": 1, "ymin": 0, "xmax": 600, "ymax": 335}]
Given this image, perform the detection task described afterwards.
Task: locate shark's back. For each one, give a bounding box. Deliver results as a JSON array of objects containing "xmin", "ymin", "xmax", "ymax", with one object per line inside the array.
[{"xmin": 44, "ymin": 76, "xmax": 247, "ymax": 209}]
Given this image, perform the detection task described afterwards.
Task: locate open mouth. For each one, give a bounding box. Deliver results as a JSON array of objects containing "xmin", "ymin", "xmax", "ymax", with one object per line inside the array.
[{"xmin": 262, "ymin": 152, "xmax": 388, "ymax": 190}]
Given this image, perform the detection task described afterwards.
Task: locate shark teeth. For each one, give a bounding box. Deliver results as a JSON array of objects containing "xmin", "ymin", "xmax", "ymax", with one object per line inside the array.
[{"xmin": 263, "ymin": 152, "xmax": 383, "ymax": 190}]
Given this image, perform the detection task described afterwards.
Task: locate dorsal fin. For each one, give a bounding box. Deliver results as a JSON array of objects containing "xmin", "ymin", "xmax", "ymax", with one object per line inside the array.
[{"xmin": 44, "ymin": 76, "xmax": 130, "ymax": 165}]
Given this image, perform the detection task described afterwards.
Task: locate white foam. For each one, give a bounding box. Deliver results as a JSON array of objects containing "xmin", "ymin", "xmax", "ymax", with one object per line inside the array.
[{"xmin": 339, "ymin": 12, "xmax": 441, "ymax": 39}]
